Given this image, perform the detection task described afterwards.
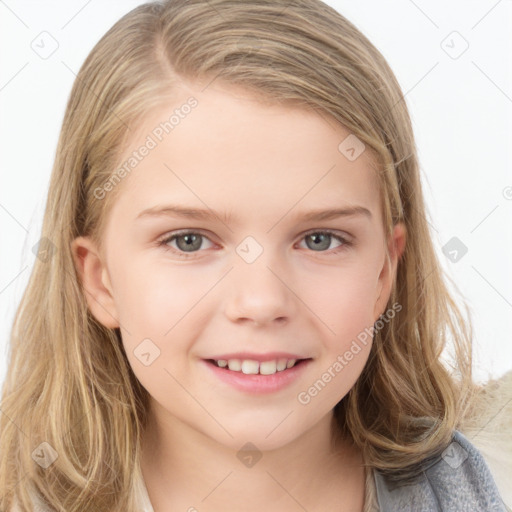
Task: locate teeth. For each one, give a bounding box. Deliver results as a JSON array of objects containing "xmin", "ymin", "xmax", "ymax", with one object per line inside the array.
[
  {"xmin": 241, "ymin": 360, "xmax": 259, "ymax": 374},
  {"xmin": 259, "ymin": 360, "xmax": 277, "ymax": 375},
  {"xmin": 215, "ymin": 358, "xmax": 300, "ymax": 374},
  {"xmin": 276, "ymin": 358, "xmax": 287, "ymax": 371},
  {"xmin": 227, "ymin": 359, "xmax": 242, "ymax": 371}
]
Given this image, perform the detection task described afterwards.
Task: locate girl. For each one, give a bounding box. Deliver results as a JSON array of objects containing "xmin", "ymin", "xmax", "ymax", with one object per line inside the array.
[{"xmin": 1, "ymin": 1, "xmax": 510, "ymax": 510}]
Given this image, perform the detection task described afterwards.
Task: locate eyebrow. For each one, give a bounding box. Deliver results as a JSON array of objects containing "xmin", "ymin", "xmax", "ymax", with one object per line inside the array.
[{"xmin": 135, "ymin": 204, "xmax": 372, "ymax": 223}]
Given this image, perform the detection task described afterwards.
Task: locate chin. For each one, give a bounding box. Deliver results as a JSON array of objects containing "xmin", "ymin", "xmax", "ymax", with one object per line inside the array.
[{"xmin": 209, "ymin": 419, "xmax": 307, "ymax": 453}]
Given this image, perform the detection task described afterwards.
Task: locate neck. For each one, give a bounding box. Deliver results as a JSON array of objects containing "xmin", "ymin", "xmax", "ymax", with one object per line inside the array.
[{"xmin": 140, "ymin": 401, "xmax": 365, "ymax": 512}]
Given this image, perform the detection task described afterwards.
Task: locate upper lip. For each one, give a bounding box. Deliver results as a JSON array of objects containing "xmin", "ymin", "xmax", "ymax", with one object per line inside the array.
[{"xmin": 205, "ymin": 352, "xmax": 309, "ymax": 362}]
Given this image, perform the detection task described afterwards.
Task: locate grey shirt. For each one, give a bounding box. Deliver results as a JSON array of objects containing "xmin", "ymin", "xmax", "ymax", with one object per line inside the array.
[{"xmin": 374, "ymin": 430, "xmax": 508, "ymax": 511}]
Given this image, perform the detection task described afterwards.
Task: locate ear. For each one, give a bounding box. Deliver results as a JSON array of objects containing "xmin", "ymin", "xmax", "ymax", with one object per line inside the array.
[
  {"xmin": 373, "ymin": 222, "xmax": 406, "ymax": 321},
  {"xmin": 71, "ymin": 236, "xmax": 120, "ymax": 329}
]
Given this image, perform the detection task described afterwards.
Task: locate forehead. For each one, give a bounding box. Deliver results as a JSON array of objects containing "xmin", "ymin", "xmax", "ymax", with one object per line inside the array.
[{"xmin": 108, "ymin": 81, "xmax": 382, "ymax": 226}]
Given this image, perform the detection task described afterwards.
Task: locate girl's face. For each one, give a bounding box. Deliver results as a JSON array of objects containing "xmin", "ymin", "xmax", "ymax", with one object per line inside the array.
[{"xmin": 73, "ymin": 80, "xmax": 405, "ymax": 451}]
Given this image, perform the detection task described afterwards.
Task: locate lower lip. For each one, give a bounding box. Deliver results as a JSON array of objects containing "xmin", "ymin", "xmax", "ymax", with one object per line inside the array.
[{"xmin": 202, "ymin": 359, "xmax": 312, "ymax": 394}]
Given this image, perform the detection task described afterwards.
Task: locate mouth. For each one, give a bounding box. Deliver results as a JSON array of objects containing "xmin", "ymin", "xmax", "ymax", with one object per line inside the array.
[
  {"xmin": 205, "ymin": 357, "xmax": 311, "ymax": 375},
  {"xmin": 202, "ymin": 356, "xmax": 313, "ymax": 394}
]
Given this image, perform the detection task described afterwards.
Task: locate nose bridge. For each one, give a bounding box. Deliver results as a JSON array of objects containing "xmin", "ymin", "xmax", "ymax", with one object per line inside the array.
[{"xmin": 225, "ymin": 235, "xmax": 294, "ymax": 324}]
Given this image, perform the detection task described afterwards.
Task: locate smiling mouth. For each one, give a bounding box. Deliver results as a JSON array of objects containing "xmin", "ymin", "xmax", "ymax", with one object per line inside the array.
[{"xmin": 205, "ymin": 358, "xmax": 311, "ymax": 375}]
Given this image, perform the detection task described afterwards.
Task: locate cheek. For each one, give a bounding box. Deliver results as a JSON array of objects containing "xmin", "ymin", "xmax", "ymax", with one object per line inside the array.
[
  {"xmin": 301, "ymin": 259, "xmax": 379, "ymax": 343},
  {"xmin": 296, "ymin": 268, "xmax": 377, "ymax": 410},
  {"xmin": 111, "ymin": 257, "xmax": 207, "ymax": 333},
  {"xmin": 114, "ymin": 269, "xmax": 198, "ymax": 402}
]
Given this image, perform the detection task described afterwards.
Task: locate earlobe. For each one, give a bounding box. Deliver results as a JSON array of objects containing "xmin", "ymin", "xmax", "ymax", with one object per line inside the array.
[{"xmin": 71, "ymin": 236, "xmax": 120, "ymax": 329}]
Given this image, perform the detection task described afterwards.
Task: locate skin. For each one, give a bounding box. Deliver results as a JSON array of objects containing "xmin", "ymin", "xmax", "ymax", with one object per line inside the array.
[{"xmin": 72, "ymin": 79, "xmax": 406, "ymax": 511}]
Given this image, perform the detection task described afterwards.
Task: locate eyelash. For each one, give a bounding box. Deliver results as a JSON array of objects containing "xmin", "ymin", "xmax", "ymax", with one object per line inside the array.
[{"xmin": 156, "ymin": 229, "xmax": 353, "ymax": 259}]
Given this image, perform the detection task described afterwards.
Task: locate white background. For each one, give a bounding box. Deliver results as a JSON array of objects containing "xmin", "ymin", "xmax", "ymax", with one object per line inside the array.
[{"xmin": 1, "ymin": 0, "xmax": 511, "ymax": 388}]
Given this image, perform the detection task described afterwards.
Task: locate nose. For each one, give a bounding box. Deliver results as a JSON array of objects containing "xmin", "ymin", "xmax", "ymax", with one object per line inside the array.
[{"xmin": 224, "ymin": 252, "xmax": 296, "ymax": 327}]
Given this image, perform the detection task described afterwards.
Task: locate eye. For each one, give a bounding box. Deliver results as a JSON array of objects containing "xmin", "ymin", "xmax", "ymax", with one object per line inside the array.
[
  {"xmin": 157, "ymin": 230, "xmax": 215, "ymax": 258},
  {"xmin": 297, "ymin": 229, "xmax": 352, "ymax": 253},
  {"xmin": 157, "ymin": 228, "xmax": 352, "ymax": 259}
]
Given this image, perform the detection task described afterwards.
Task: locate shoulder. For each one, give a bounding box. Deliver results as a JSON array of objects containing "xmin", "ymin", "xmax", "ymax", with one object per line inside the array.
[{"xmin": 373, "ymin": 430, "xmax": 509, "ymax": 511}]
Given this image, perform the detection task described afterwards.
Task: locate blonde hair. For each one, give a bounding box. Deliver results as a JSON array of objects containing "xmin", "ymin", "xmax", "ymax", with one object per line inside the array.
[{"xmin": 0, "ymin": 0, "xmax": 477, "ymax": 509}]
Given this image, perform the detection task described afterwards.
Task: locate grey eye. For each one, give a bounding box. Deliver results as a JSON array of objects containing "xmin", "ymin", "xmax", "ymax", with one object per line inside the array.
[
  {"xmin": 174, "ymin": 233, "xmax": 204, "ymax": 252},
  {"xmin": 304, "ymin": 232, "xmax": 335, "ymax": 251}
]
